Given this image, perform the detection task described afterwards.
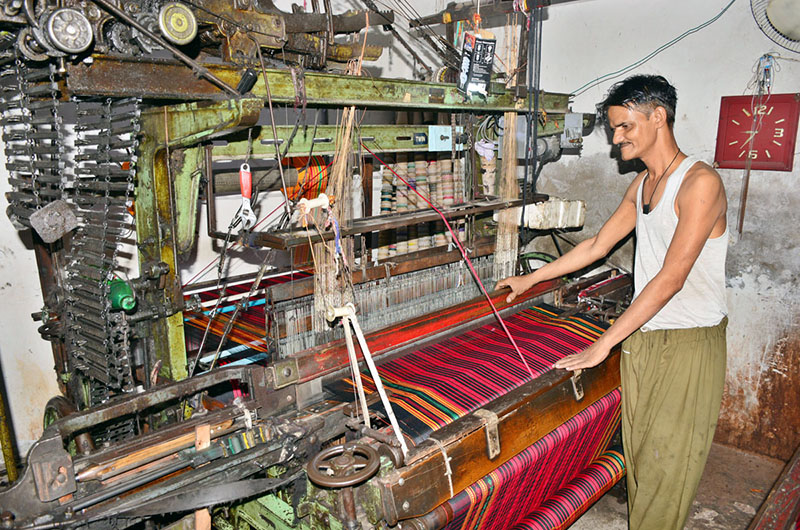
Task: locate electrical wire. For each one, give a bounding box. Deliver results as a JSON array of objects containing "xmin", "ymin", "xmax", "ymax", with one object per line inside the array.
[{"xmin": 571, "ymin": 0, "xmax": 738, "ymax": 97}]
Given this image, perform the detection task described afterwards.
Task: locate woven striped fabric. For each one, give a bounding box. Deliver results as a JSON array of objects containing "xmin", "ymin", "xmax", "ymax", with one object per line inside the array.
[
  {"xmin": 510, "ymin": 449, "xmax": 625, "ymax": 530},
  {"xmin": 328, "ymin": 304, "xmax": 608, "ymax": 442},
  {"xmin": 441, "ymin": 390, "xmax": 621, "ymax": 530}
]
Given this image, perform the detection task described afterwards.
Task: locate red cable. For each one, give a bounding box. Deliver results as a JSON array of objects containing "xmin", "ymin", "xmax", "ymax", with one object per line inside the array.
[{"xmin": 360, "ymin": 142, "xmax": 534, "ymax": 378}]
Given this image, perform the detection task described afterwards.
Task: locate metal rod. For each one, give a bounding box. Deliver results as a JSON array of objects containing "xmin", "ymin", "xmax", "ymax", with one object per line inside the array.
[{"xmin": 340, "ymin": 314, "xmax": 371, "ymax": 429}]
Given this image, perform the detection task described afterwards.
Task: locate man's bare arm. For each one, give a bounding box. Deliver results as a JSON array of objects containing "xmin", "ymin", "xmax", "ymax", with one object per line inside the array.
[
  {"xmin": 496, "ymin": 173, "xmax": 643, "ymax": 302},
  {"xmin": 555, "ymin": 165, "xmax": 727, "ymax": 370}
]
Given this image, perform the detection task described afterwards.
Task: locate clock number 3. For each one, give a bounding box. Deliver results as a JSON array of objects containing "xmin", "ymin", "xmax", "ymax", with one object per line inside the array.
[{"xmin": 774, "ymin": 128, "xmax": 784, "ymax": 138}]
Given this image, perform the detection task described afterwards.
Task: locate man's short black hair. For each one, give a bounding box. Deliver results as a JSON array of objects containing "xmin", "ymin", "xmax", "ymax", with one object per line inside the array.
[{"xmin": 598, "ymin": 75, "xmax": 678, "ymax": 127}]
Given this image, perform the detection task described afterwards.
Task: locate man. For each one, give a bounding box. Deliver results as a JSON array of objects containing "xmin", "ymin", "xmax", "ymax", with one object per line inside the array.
[{"xmin": 497, "ymin": 74, "xmax": 728, "ymax": 530}]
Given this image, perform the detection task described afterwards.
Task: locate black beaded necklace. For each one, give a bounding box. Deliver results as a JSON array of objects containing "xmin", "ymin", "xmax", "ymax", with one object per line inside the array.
[{"xmin": 642, "ymin": 150, "xmax": 681, "ymax": 214}]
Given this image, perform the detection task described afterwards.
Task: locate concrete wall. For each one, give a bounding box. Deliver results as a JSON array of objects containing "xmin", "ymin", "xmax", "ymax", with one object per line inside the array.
[{"xmin": 1, "ymin": 0, "xmax": 798, "ymax": 461}]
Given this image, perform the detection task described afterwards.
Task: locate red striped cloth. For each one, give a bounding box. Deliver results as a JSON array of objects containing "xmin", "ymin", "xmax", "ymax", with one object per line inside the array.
[
  {"xmin": 441, "ymin": 390, "xmax": 621, "ymax": 530},
  {"xmin": 329, "ymin": 304, "xmax": 608, "ymax": 442},
  {"xmin": 510, "ymin": 449, "xmax": 625, "ymax": 529}
]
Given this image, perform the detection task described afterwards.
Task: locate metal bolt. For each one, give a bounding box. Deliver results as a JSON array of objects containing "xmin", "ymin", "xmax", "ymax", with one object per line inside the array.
[
  {"xmin": 402, "ymin": 501, "xmax": 410, "ymax": 511},
  {"xmin": 286, "ymin": 394, "xmax": 293, "ymax": 402},
  {"xmin": 282, "ymin": 367, "xmax": 292, "ymax": 377},
  {"xmin": 398, "ymin": 477, "xmax": 405, "ymax": 486}
]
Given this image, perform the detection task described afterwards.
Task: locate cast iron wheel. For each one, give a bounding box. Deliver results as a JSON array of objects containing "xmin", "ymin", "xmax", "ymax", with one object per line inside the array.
[{"xmin": 306, "ymin": 443, "xmax": 380, "ymax": 488}]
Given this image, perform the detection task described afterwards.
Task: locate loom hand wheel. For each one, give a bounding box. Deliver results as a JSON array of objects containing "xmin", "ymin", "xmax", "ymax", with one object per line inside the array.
[{"xmin": 306, "ymin": 443, "xmax": 380, "ymax": 488}]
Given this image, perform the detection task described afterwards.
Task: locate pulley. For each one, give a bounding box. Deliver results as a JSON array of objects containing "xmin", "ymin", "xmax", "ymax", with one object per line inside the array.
[
  {"xmin": 46, "ymin": 7, "xmax": 93, "ymax": 54},
  {"xmin": 158, "ymin": 2, "xmax": 197, "ymax": 46}
]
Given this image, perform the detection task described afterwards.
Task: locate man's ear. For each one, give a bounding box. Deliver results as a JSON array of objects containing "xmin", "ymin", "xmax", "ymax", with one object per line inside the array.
[{"xmin": 652, "ymin": 105, "xmax": 668, "ymax": 128}]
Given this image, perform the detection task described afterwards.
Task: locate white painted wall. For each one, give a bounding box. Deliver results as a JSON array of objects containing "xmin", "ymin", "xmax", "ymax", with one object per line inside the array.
[
  {"xmin": 1, "ymin": 0, "xmax": 798, "ymax": 458},
  {"xmin": 517, "ymin": 0, "xmax": 800, "ymax": 457},
  {"xmin": 0, "ymin": 165, "xmax": 61, "ymax": 457}
]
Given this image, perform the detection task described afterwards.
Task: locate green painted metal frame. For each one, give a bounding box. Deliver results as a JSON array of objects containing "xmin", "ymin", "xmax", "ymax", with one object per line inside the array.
[
  {"xmin": 135, "ymin": 99, "xmax": 262, "ymax": 380},
  {"xmin": 210, "ymin": 116, "xmax": 590, "ymax": 160},
  {"xmin": 66, "ymin": 55, "xmax": 571, "ymax": 113}
]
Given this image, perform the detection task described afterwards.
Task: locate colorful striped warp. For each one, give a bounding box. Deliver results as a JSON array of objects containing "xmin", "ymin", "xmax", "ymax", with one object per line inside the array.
[
  {"xmin": 183, "ymin": 271, "xmax": 311, "ymax": 362},
  {"xmin": 329, "ymin": 304, "xmax": 610, "ymax": 442},
  {"xmin": 443, "ymin": 391, "xmax": 622, "ymax": 530}
]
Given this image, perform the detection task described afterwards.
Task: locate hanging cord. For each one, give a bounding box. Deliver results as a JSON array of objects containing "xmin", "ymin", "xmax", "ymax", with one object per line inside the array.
[
  {"xmin": 205, "ymin": 260, "xmax": 271, "ymax": 372},
  {"xmin": 361, "ymin": 142, "xmax": 535, "ymax": 379}
]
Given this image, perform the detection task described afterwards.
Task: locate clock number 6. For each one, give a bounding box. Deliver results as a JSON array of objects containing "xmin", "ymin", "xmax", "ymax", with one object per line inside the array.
[{"xmin": 748, "ymin": 150, "xmax": 758, "ymax": 159}]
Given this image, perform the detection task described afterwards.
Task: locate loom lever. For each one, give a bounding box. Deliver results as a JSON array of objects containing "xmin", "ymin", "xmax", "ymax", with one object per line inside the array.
[{"xmin": 331, "ymin": 303, "xmax": 410, "ymax": 459}]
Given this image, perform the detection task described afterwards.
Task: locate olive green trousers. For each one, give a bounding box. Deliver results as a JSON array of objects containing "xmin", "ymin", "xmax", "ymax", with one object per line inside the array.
[{"xmin": 620, "ymin": 317, "xmax": 727, "ymax": 530}]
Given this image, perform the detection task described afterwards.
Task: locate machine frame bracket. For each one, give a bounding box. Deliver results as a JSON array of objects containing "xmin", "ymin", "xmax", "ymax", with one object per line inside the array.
[
  {"xmin": 473, "ymin": 408, "xmax": 500, "ymax": 460},
  {"xmin": 571, "ymin": 369, "xmax": 584, "ymax": 401}
]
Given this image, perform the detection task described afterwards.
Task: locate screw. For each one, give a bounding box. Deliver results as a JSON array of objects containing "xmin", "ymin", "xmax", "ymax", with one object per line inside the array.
[
  {"xmin": 286, "ymin": 394, "xmax": 293, "ymax": 402},
  {"xmin": 282, "ymin": 367, "xmax": 292, "ymax": 377},
  {"xmin": 402, "ymin": 501, "xmax": 410, "ymax": 511}
]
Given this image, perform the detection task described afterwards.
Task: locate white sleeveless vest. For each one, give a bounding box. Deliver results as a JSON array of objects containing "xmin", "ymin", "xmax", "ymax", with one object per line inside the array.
[{"xmin": 633, "ymin": 156, "xmax": 728, "ymax": 331}]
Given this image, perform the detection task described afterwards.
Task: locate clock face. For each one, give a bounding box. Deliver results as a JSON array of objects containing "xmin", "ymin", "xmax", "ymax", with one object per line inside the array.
[{"xmin": 714, "ymin": 93, "xmax": 800, "ymax": 171}]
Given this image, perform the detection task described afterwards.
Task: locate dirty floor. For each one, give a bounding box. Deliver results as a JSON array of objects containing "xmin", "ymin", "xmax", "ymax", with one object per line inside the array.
[{"xmin": 570, "ymin": 442, "xmax": 785, "ymax": 529}]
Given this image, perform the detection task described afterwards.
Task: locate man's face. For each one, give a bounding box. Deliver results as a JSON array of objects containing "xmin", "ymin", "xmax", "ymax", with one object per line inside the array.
[{"xmin": 607, "ymin": 105, "xmax": 657, "ymax": 161}]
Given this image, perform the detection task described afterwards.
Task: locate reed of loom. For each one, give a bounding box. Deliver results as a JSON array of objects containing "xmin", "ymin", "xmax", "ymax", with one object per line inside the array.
[{"xmin": 493, "ymin": 18, "xmax": 521, "ymax": 282}]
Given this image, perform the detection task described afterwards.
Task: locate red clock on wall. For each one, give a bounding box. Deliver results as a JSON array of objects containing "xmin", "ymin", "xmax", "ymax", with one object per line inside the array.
[{"xmin": 714, "ymin": 93, "xmax": 800, "ymax": 171}]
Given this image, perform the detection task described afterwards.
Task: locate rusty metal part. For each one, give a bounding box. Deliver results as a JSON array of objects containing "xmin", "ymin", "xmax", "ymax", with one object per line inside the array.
[
  {"xmin": 122, "ymin": 473, "xmax": 303, "ymax": 516},
  {"xmin": 43, "ymin": 396, "xmax": 95, "ymax": 456},
  {"xmin": 65, "ymin": 55, "xmax": 572, "ymax": 113},
  {"xmin": 28, "ymin": 200, "xmax": 78, "ymax": 244},
  {"xmin": 0, "ymin": 376, "xmax": 17, "ymax": 483},
  {"xmin": 283, "ymin": 32, "xmax": 383, "ymax": 62},
  {"xmin": 53, "ymin": 365, "xmax": 272, "ymax": 438},
  {"xmin": 402, "ymin": 504, "xmax": 453, "ymax": 530},
  {"xmin": 277, "ymin": 8, "xmax": 393, "ymax": 34},
  {"xmin": 306, "ymin": 443, "xmax": 380, "ymax": 488},
  {"xmin": 90, "ymin": 0, "xmax": 238, "ymax": 96}
]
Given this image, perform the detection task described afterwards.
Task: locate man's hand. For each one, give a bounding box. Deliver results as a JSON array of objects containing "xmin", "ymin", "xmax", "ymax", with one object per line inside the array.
[
  {"xmin": 495, "ymin": 275, "xmax": 533, "ymax": 303},
  {"xmin": 553, "ymin": 340, "xmax": 611, "ymax": 371}
]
